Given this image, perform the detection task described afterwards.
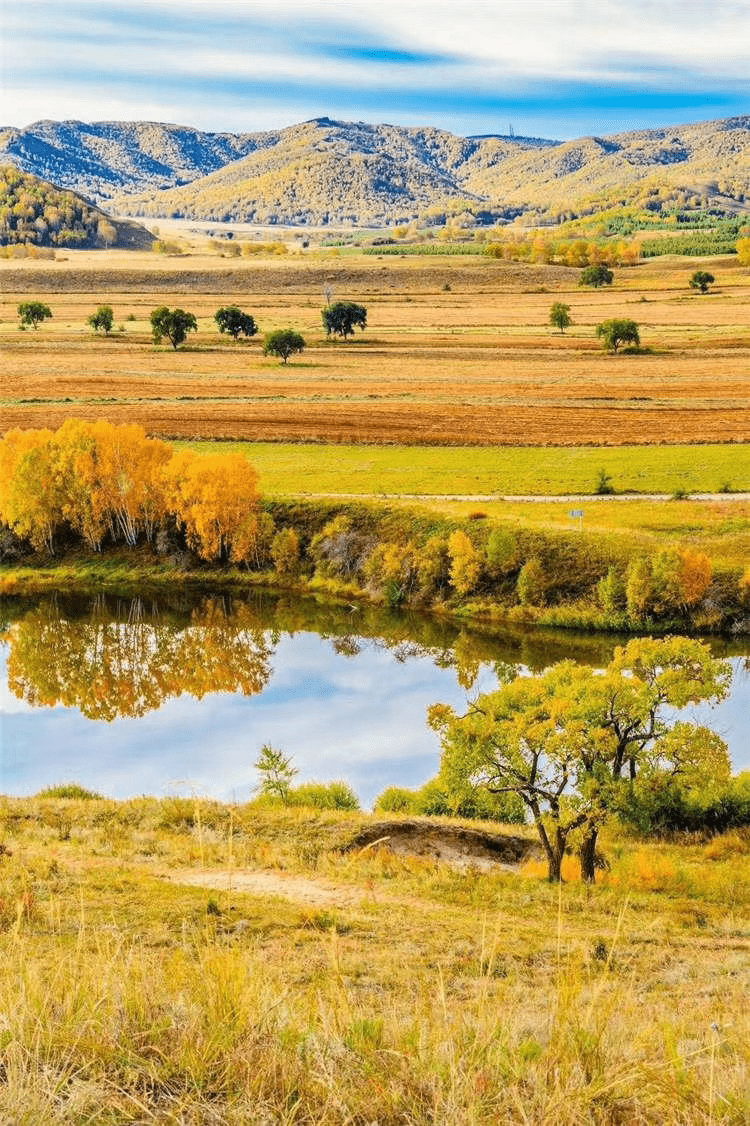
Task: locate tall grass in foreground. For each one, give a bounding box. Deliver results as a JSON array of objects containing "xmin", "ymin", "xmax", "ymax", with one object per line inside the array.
[{"xmin": 0, "ymin": 799, "xmax": 747, "ymax": 1124}]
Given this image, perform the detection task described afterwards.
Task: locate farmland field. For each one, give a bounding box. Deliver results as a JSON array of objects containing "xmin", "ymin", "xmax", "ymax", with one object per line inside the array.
[{"xmin": 2, "ymin": 249, "xmax": 749, "ymax": 447}]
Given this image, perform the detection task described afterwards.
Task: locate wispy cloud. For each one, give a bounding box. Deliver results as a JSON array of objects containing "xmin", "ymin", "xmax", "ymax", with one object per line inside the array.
[{"xmin": 3, "ymin": 1, "xmax": 748, "ymax": 137}]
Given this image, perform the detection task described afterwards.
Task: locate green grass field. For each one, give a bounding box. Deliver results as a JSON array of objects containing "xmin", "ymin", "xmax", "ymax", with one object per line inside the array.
[{"xmin": 181, "ymin": 440, "xmax": 750, "ymax": 498}]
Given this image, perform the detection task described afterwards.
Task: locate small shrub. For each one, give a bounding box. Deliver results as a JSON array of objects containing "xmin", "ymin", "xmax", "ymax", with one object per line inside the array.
[
  {"xmin": 448, "ymin": 530, "xmax": 481, "ymax": 597},
  {"xmin": 595, "ymin": 468, "xmax": 615, "ymax": 495},
  {"xmin": 374, "ymin": 786, "xmax": 419, "ymax": 814},
  {"xmin": 486, "ymin": 528, "xmax": 520, "ymax": 577},
  {"xmin": 290, "ymin": 781, "xmax": 360, "ymax": 811},
  {"xmin": 517, "ymin": 558, "xmax": 546, "ymax": 606},
  {"xmin": 254, "ymin": 744, "xmax": 297, "ymax": 803},
  {"xmin": 36, "ymin": 783, "xmax": 103, "ymax": 800},
  {"xmin": 271, "ymin": 527, "xmax": 301, "ymax": 576},
  {"xmin": 597, "ymin": 566, "xmax": 627, "ymax": 614}
]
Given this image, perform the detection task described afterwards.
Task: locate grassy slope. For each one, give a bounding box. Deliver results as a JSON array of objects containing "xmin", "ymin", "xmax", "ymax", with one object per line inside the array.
[{"xmin": 1, "ymin": 796, "xmax": 748, "ymax": 1125}]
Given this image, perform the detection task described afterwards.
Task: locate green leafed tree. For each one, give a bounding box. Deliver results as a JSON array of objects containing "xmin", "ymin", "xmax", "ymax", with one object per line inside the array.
[
  {"xmin": 263, "ymin": 329, "xmax": 305, "ymax": 364},
  {"xmin": 579, "ymin": 264, "xmax": 613, "ymax": 287},
  {"xmin": 429, "ymin": 637, "xmax": 731, "ymax": 883},
  {"xmin": 322, "ymin": 301, "xmax": 367, "ymax": 339},
  {"xmin": 596, "ymin": 318, "xmax": 640, "ymax": 353},
  {"xmin": 689, "ymin": 269, "xmax": 715, "ymax": 294},
  {"xmin": 150, "ymin": 306, "xmax": 197, "ymax": 349},
  {"xmin": 214, "ymin": 306, "xmax": 258, "ymax": 340},
  {"xmin": 18, "ymin": 301, "xmax": 52, "ymax": 329},
  {"xmin": 254, "ymin": 744, "xmax": 298, "ymax": 803},
  {"xmin": 87, "ymin": 305, "xmax": 114, "ymax": 334},
  {"xmin": 549, "ymin": 302, "xmax": 572, "ymax": 333}
]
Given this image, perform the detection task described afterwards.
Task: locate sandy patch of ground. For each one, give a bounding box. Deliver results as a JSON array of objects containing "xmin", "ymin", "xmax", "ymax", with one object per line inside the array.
[{"xmin": 160, "ymin": 823, "xmax": 541, "ymax": 907}]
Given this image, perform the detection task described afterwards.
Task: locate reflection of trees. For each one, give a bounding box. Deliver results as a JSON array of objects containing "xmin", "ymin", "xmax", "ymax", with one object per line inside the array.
[
  {"xmin": 2, "ymin": 588, "xmax": 654, "ymax": 723},
  {"xmin": 3, "ymin": 598, "xmax": 275, "ymax": 720}
]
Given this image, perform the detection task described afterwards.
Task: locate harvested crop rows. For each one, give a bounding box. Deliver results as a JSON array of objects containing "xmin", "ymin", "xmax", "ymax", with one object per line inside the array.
[{"xmin": 2, "ymin": 252, "xmax": 749, "ymax": 445}]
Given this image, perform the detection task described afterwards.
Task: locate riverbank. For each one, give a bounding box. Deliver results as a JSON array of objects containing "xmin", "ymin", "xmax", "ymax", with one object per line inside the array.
[
  {"xmin": 1, "ymin": 794, "xmax": 747, "ymax": 1125},
  {"xmin": 2, "ymin": 494, "xmax": 748, "ymax": 636}
]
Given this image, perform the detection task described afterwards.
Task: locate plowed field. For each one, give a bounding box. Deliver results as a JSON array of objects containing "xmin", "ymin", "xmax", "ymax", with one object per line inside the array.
[{"xmin": 2, "ymin": 252, "xmax": 749, "ymax": 445}]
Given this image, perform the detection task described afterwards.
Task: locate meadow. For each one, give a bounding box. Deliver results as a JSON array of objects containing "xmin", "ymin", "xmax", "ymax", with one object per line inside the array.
[
  {"xmin": 2, "ymin": 248, "xmax": 749, "ymax": 448},
  {"xmin": 0, "ymin": 793, "xmax": 748, "ymax": 1125}
]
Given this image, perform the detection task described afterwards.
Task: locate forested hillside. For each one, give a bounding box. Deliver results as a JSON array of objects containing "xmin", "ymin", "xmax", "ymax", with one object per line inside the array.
[
  {"xmin": 1, "ymin": 115, "xmax": 748, "ymax": 227},
  {"xmin": 0, "ymin": 165, "xmax": 152, "ymax": 249}
]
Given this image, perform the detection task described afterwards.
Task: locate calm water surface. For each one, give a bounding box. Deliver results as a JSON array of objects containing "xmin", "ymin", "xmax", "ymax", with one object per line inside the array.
[{"xmin": 1, "ymin": 591, "xmax": 747, "ymax": 806}]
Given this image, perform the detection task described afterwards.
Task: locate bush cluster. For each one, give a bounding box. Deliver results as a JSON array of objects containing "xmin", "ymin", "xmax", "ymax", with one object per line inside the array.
[
  {"xmin": 374, "ymin": 778, "xmax": 525, "ymax": 823},
  {"xmin": 617, "ymin": 773, "xmax": 750, "ymax": 835}
]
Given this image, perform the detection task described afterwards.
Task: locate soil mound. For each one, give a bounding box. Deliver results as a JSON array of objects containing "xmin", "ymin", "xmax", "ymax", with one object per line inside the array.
[{"xmin": 343, "ymin": 820, "xmax": 541, "ymax": 871}]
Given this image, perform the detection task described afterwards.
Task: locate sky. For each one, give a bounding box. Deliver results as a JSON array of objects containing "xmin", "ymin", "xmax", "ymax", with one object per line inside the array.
[{"xmin": 2, "ymin": 0, "xmax": 749, "ymax": 139}]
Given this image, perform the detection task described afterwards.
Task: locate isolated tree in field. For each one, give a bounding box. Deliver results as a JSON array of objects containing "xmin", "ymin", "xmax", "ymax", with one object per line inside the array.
[
  {"xmin": 254, "ymin": 744, "xmax": 298, "ymax": 803},
  {"xmin": 689, "ymin": 270, "xmax": 714, "ymax": 294},
  {"xmin": 429, "ymin": 637, "xmax": 731, "ymax": 883},
  {"xmin": 579, "ymin": 264, "xmax": 613, "ymax": 288},
  {"xmin": 322, "ymin": 301, "xmax": 367, "ymax": 339},
  {"xmin": 549, "ymin": 302, "xmax": 572, "ymax": 333},
  {"xmin": 150, "ymin": 306, "xmax": 197, "ymax": 349},
  {"xmin": 263, "ymin": 329, "xmax": 305, "ymax": 364},
  {"xmin": 18, "ymin": 301, "xmax": 52, "ymax": 329},
  {"xmin": 737, "ymin": 237, "xmax": 750, "ymax": 266},
  {"xmin": 596, "ymin": 318, "xmax": 640, "ymax": 353},
  {"xmin": 87, "ymin": 305, "xmax": 114, "ymax": 334},
  {"xmin": 214, "ymin": 305, "xmax": 258, "ymax": 340}
]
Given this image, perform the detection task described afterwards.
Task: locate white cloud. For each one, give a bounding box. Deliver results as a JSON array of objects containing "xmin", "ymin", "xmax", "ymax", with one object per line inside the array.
[{"xmin": 3, "ymin": 0, "xmax": 748, "ymax": 135}]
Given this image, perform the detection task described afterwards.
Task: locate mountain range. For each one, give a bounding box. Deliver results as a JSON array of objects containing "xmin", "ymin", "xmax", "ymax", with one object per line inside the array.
[{"xmin": 1, "ymin": 115, "xmax": 748, "ymax": 227}]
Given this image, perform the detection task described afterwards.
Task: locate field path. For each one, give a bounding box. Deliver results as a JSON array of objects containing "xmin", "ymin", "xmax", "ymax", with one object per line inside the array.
[
  {"xmin": 298, "ymin": 491, "xmax": 750, "ymax": 503},
  {"xmin": 161, "ymin": 866, "xmax": 375, "ymax": 909}
]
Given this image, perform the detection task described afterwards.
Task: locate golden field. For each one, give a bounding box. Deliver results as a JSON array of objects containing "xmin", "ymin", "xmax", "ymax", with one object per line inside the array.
[
  {"xmin": 2, "ymin": 249, "xmax": 749, "ymax": 446},
  {"xmin": 0, "ymin": 795, "xmax": 748, "ymax": 1125}
]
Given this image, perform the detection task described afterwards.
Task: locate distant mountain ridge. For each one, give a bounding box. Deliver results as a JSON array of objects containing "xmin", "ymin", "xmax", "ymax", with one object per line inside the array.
[{"xmin": 1, "ymin": 115, "xmax": 748, "ymax": 226}]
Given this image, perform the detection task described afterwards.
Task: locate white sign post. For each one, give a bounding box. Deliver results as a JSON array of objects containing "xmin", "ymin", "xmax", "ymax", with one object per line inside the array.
[{"xmin": 569, "ymin": 508, "xmax": 584, "ymax": 531}]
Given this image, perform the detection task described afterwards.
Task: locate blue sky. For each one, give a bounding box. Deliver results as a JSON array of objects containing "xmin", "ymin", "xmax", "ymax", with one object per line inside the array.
[{"xmin": 2, "ymin": 0, "xmax": 748, "ymax": 138}]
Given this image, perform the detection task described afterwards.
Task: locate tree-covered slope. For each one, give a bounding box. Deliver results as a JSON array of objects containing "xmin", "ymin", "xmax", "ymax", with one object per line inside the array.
[
  {"xmin": 0, "ymin": 165, "xmax": 152, "ymax": 249},
  {"xmin": 2, "ymin": 114, "xmax": 748, "ymax": 227}
]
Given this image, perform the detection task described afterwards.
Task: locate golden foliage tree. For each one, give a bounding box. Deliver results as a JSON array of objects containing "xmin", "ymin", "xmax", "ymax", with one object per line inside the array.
[
  {"xmin": 51, "ymin": 420, "xmax": 171, "ymax": 550},
  {"xmin": 0, "ymin": 427, "xmax": 62, "ymax": 551},
  {"xmin": 165, "ymin": 449, "xmax": 260, "ymax": 563},
  {"xmin": 447, "ymin": 531, "xmax": 481, "ymax": 597}
]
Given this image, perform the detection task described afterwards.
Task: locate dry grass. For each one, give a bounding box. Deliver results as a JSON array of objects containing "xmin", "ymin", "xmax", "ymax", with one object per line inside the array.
[
  {"xmin": 2, "ymin": 250, "xmax": 749, "ymax": 446},
  {"xmin": 0, "ymin": 796, "xmax": 748, "ymax": 1124}
]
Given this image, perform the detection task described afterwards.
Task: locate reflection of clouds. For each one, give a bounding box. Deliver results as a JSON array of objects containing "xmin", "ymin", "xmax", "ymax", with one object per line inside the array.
[
  {"xmin": 2, "ymin": 635, "xmax": 749, "ymax": 808},
  {"xmin": 0, "ymin": 651, "xmax": 33, "ymax": 715}
]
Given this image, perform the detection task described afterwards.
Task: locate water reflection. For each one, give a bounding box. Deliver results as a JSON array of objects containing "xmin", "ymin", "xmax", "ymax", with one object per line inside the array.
[
  {"xmin": 2, "ymin": 591, "xmax": 628, "ymax": 721},
  {"xmin": 5, "ymin": 597, "xmax": 276, "ymax": 720},
  {"xmin": 1, "ymin": 592, "xmax": 747, "ymax": 803}
]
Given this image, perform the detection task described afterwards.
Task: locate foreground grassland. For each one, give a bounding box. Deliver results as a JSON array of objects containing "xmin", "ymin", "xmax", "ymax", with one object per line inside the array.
[
  {"xmin": 2, "ymin": 249, "xmax": 749, "ymax": 446},
  {"xmin": 0, "ymin": 797, "xmax": 748, "ymax": 1125}
]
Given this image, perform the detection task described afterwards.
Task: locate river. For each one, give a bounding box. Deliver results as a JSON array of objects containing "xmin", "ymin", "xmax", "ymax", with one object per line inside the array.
[{"xmin": 1, "ymin": 590, "xmax": 747, "ymax": 805}]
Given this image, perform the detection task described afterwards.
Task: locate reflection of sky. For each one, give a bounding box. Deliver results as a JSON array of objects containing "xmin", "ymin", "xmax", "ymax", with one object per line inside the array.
[{"xmin": 0, "ymin": 637, "xmax": 747, "ymax": 808}]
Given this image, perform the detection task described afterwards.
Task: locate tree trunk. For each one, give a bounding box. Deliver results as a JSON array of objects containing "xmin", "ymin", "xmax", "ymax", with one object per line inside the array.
[
  {"xmin": 580, "ymin": 826, "xmax": 599, "ymax": 884},
  {"xmin": 535, "ymin": 821, "xmax": 565, "ymax": 882}
]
